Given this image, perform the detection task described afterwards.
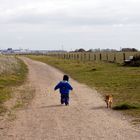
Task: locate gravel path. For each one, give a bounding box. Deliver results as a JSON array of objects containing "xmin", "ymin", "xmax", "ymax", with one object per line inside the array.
[{"xmin": 0, "ymin": 57, "xmax": 139, "ymax": 140}]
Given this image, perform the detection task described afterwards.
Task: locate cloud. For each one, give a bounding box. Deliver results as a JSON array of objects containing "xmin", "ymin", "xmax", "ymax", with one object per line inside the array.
[
  {"xmin": 0, "ymin": 0, "xmax": 140, "ymax": 50},
  {"xmin": 0, "ymin": 0, "xmax": 140, "ymax": 26}
]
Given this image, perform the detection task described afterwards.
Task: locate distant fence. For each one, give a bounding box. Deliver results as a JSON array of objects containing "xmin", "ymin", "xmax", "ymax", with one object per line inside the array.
[{"xmin": 47, "ymin": 52, "xmax": 140, "ymax": 64}]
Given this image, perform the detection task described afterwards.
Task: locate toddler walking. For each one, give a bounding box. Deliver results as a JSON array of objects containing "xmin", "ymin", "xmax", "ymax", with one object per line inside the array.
[{"xmin": 54, "ymin": 75, "xmax": 73, "ymax": 106}]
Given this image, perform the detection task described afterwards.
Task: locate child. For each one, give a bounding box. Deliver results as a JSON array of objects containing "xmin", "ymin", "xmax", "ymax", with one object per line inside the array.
[{"xmin": 54, "ymin": 75, "xmax": 73, "ymax": 106}]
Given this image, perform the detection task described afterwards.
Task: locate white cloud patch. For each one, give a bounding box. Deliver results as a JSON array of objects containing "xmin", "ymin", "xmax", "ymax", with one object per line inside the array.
[{"xmin": 1, "ymin": 0, "xmax": 140, "ymax": 25}]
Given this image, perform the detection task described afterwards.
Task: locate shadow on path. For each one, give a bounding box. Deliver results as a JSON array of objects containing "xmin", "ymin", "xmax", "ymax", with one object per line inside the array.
[
  {"xmin": 39, "ymin": 104, "xmax": 65, "ymax": 108},
  {"xmin": 91, "ymin": 106, "xmax": 106, "ymax": 110}
]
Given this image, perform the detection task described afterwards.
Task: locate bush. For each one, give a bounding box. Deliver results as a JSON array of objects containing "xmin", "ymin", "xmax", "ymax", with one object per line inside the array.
[
  {"xmin": 132, "ymin": 54, "xmax": 140, "ymax": 66},
  {"xmin": 123, "ymin": 53, "xmax": 140, "ymax": 67}
]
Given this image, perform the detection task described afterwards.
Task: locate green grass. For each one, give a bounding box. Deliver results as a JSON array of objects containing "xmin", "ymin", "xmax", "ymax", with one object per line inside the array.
[
  {"xmin": 28, "ymin": 55, "xmax": 140, "ymax": 118},
  {"xmin": 0, "ymin": 56, "xmax": 28, "ymax": 114}
]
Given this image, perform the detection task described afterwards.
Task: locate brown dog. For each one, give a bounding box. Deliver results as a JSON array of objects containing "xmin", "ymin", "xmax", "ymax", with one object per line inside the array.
[{"xmin": 105, "ymin": 95, "xmax": 113, "ymax": 108}]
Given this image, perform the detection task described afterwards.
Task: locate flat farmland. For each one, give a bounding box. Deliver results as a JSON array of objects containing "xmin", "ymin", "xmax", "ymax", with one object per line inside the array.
[{"xmin": 28, "ymin": 55, "xmax": 140, "ymax": 119}]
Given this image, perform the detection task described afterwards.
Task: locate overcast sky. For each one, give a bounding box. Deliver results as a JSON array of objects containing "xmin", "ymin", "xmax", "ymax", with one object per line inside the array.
[{"xmin": 0, "ymin": 0, "xmax": 140, "ymax": 51}]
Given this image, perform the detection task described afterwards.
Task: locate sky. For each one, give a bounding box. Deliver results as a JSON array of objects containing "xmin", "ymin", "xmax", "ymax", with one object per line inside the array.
[{"xmin": 0, "ymin": 0, "xmax": 140, "ymax": 51}]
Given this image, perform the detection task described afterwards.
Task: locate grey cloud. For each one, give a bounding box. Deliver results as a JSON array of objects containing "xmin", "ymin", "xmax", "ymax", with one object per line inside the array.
[
  {"xmin": 1, "ymin": 0, "xmax": 140, "ymax": 27},
  {"xmin": 7, "ymin": 12, "xmax": 140, "ymax": 27}
]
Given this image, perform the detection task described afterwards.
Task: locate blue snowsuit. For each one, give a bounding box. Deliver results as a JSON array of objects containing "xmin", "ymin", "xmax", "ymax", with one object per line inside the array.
[{"xmin": 54, "ymin": 81, "xmax": 73, "ymax": 105}]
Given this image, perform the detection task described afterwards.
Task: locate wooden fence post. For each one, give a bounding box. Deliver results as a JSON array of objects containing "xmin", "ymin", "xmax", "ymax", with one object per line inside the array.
[
  {"xmin": 114, "ymin": 53, "xmax": 116, "ymax": 62},
  {"xmin": 80, "ymin": 53, "xmax": 82, "ymax": 61},
  {"xmin": 77, "ymin": 54, "xmax": 79, "ymax": 60},
  {"xmin": 99, "ymin": 53, "xmax": 102, "ymax": 61},
  {"xmin": 106, "ymin": 53, "xmax": 108, "ymax": 61},
  {"xmin": 123, "ymin": 53, "xmax": 125, "ymax": 61},
  {"xmin": 70, "ymin": 54, "xmax": 72, "ymax": 59},
  {"xmin": 94, "ymin": 54, "xmax": 96, "ymax": 61},
  {"xmin": 88, "ymin": 53, "xmax": 90, "ymax": 61},
  {"xmin": 84, "ymin": 53, "xmax": 86, "ymax": 61}
]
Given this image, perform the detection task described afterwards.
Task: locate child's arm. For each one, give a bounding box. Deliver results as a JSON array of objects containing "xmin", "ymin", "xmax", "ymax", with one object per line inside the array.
[
  {"xmin": 54, "ymin": 82, "xmax": 61, "ymax": 90},
  {"xmin": 67, "ymin": 83, "xmax": 73, "ymax": 90}
]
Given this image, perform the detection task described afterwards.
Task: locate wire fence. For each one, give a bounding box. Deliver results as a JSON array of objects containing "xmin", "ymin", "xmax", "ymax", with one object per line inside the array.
[{"xmin": 47, "ymin": 52, "xmax": 140, "ymax": 64}]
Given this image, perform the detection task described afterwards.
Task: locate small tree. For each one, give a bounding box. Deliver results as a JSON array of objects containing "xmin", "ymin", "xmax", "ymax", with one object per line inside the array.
[
  {"xmin": 75, "ymin": 48, "xmax": 86, "ymax": 52},
  {"xmin": 121, "ymin": 48, "xmax": 138, "ymax": 52}
]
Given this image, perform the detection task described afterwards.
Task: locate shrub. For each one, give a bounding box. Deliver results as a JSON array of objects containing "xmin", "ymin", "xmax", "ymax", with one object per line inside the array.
[
  {"xmin": 132, "ymin": 54, "xmax": 140, "ymax": 66},
  {"xmin": 123, "ymin": 53, "xmax": 140, "ymax": 67}
]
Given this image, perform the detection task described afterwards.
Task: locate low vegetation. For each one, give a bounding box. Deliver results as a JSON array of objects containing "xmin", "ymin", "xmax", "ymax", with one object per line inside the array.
[
  {"xmin": 123, "ymin": 53, "xmax": 140, "ymax": 67},
  {"xmin": 0, "ymin": 55, "xmax": 28, "ymax": 115},
  {"xmin": 28, "ymin": 55, "xmax": 140, "ymax": 118}
]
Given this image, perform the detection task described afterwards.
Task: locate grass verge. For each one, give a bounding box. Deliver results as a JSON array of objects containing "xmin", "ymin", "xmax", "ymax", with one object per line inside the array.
[
  {"xmin": 0, "ymin": 56, "xmax": 28, "ymax": 115},
  {"xmin": 28, "ymin": 55, "xmax": 140, "ymax": 119}
]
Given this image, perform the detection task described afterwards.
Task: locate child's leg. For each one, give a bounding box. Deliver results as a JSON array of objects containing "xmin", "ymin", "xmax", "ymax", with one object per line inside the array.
[
  {"xmin": 64, "ymin": 94, "xmax": 69, "ymax": 105},
  {"xmin": 61, "ymin": 94, "xmax": 65, "ymax": 104}
]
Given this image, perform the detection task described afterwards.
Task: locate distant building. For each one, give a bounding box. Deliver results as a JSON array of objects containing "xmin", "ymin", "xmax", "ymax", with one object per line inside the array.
[
  {"xmin": 121, "ymin": 48, "xmax": 138, "ymax": 52},
  {"xmin": 7, "ymin": 48, "xmax": 12, "ymax": 51},
  {"xmin": 74, "ymin": 48, "xmax": 86, "ymax": 52}
]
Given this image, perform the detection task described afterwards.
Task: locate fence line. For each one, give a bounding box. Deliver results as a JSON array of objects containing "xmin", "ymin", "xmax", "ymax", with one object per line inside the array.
[{"xmin": 47, "ymin": 52, "xmax": 139, "ymax": 64}]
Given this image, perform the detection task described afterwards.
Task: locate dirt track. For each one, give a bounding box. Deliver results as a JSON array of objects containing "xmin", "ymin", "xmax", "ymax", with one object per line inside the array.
[{"xmin": 0, "ymin": 57, "xmax": 140, "ymax": 140}]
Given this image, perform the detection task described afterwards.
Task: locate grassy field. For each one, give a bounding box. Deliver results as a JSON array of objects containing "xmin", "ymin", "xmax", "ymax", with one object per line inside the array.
[
  {"xmin": 28, "ymin": 55, "xmax": 140, "ymax": 118},
  {"xmin": 0, "ymin": 56, "xmax": 28, "ymax": 115}
]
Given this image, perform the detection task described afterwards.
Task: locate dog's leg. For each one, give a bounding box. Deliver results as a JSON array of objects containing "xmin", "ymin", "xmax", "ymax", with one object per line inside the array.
[
  {"xmin": 109, "ymin": 102, "xmax": 112, "ymax": 108},
  {"xmin": 106, "ymin": 102, "xmax": 109, "ymax": 108}
]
